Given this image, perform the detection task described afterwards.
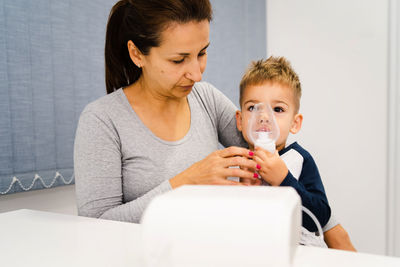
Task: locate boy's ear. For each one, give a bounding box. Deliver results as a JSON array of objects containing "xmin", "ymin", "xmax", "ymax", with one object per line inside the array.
[
  {"xmin": 127, "ymin": 40, "xmax": 143, "ymax": 68},
  {"xmin": 235, "ymin": 110, "xmax": 243, "ymax": 132},
  {"xmin": 290, "ymin": 113, "xmax": 303, "ymax": 134}
]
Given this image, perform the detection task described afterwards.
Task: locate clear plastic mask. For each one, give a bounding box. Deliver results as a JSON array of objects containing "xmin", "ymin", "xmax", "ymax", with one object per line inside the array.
[{"xmin": 247, "ymin": 102, "xmax": 280, "ymax": 153}]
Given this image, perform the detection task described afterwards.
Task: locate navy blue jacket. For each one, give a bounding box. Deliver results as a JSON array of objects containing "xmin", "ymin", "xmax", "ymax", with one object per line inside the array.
[{"xmin": 279, "ymin": 142, "xmax": 331, "ymax": 232}]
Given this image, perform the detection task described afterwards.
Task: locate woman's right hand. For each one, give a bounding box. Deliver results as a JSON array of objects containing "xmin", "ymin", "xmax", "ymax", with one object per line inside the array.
[{"xmin": 169, "ymin": 146, "xmax": 261, "ymax": 188}]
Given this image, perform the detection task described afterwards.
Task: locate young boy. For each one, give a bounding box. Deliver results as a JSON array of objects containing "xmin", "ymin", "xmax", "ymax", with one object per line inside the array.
[
  {"xmin": 235, "ymin": 57, "xmax": 357, "ymax": 250},
  {"xmin": 236, "ymin": 57, "xmax": 356, "ymax": 250},
  {"xmin": 236, "ymin": 56, "xmax": 330, "ymax": 233}
]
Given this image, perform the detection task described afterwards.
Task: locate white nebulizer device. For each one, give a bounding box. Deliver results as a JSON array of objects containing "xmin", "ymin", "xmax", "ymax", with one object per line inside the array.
[{"xmin": 247, "ymin": 102, "xmax": 280, "ymax": 153}]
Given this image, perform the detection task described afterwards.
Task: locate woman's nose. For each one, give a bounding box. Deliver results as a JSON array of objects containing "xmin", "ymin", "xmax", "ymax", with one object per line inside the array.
[{"xmin": 185, "ymin": 59, "xmax": 203, "ymax": 82}]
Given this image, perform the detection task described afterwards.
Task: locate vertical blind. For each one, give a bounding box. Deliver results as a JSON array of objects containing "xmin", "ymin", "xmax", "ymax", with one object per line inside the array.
[
  {"xmin": 0, "ymin": 0, "xmax": 265, "ymax": 195},
  {"xmin": 205, "ymin": 0, "xmax": 266, "ymax": 105},
  {"xmin": 0, "ymin": 0, "xmax": 113, "ymax": 194}
]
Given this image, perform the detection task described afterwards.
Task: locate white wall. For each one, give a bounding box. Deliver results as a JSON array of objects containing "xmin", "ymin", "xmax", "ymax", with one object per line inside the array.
[
  {"xmin": 388, "ymin": 0, "xmax": 400, "ymax": 257},
  {"xmin": 266, "ymin": 0, "xmax": 389, "ymax": 255},
  {"xmin": 0, "ymin": 185, "xmax": 77, "ymax": 215}
]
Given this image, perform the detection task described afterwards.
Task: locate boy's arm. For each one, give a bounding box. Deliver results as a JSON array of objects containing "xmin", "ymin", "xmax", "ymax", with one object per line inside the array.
[
  {"xmin": 324, "ymin": 224, "xmax": 357, "ymax": 251},
  {"xmin": 280, "ymin": 153, "xmax": 331, "ymax": 232}
]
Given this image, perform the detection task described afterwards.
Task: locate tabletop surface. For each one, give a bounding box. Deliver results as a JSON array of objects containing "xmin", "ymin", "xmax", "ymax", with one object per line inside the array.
[
  {"xmin": 0, "ymin": 209, "xmax": 399, "ymax": 267},
  {"xmin": 0, "ymin": 209, "xmax": 146, "ymax": 267}
]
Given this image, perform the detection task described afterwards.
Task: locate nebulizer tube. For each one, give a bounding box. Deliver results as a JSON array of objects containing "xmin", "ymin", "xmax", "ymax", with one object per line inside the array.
[{"xmin": 302, "ymin": 206, "xmax": 324, "ymax": 241}]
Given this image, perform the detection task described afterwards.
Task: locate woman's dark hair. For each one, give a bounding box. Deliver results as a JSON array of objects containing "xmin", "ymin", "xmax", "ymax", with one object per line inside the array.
[{"xmin": 105, "ymin": 0, "xmax": 213, "ymax": 94}]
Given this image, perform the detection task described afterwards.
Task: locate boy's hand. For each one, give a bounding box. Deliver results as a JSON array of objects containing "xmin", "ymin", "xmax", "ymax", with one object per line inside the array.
[
  {"xmin": 253, "ymin": 147, "xmax": 288, "ymax": 186},
  {"xmin": 239, "ymin": 166, "xmax": 262, "ymax": 186}
]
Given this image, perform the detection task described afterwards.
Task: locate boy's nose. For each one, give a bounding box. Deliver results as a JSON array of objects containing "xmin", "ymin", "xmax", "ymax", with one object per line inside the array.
[{"xmin": 259, "ymin": 113, "xmax": 270, "ymax": 123}]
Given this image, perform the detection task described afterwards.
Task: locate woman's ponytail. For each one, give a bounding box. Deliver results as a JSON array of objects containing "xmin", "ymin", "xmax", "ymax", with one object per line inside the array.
[{"xmin": 105, "ymin": 1, "xmax": 141, "ymax": 94}]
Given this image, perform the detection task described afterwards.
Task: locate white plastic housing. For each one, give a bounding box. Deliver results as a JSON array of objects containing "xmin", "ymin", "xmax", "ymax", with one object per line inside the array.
[
  {"xmin": 141, "ymin": 185, "xmax": 301, "ymax": 267},
  {"xmin": 254, "ymin": 131, "xmax": 276, "ymax": 153}
]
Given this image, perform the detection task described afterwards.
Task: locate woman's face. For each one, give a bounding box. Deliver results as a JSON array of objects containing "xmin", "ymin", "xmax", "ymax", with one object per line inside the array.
[{"xmin": 138, "ymin": 20, "xmax": 210, "ymax": 99}]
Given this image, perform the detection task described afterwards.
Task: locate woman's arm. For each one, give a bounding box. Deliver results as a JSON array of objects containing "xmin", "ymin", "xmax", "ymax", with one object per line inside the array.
[
  {"xmin": 324, "ymin": 224, "xmax": 356, "ymax": 251},
  {"xmin": 75, "ymin": 103, "xmax": 258, "ymax": 223}
]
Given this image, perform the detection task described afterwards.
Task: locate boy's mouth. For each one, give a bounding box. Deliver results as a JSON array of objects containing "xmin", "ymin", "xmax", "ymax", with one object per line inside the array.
[{"xmin": 256, "ymin": 126, "xmax": 271, "ymax": 132}]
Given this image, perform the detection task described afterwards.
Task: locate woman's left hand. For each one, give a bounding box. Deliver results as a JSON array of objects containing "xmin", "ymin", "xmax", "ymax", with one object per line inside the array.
[{"xmin": 253, "ymin": 147, "xmax": 288, "ymax": 186}]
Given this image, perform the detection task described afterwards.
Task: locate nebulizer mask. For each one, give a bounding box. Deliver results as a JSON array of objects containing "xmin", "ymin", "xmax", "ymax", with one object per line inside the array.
[
  {"xmin": 247, "ymin": 102, "xmax": 279, "ymax": 152},
  {"xmin": 247, "ymin": 102, "xmax": 325, "ymax": 247}
]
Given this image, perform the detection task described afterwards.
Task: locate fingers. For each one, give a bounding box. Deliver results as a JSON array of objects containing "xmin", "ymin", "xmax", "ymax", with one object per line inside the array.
[
  {"xmin": 254, "ymin": 146, "xmax": 279, "ymax": 163},
  {"xmin": 214, "ymin": 179, "xmax": 260, "ymax": 186},
  {"xmin": 223, "ymin": 167, "xmax": 260, "ymax": 181},
  {"xmin": 218, "ymin": 146, "xmax": 253, "ymax": 159},
  {"xmin": 253, "ymin": 156, "xmax": 264, "ymax": 170},
  {"xmin": 241, "ymin": 178, "xmax": 262, "ymax": 186},
  {"xmin": 190, "ymin": 147, "xmax": 262, "ymax": 186},
  {"xmin": 216, "ymin": 179, "xmax": 243, "ymax": 186},
  {"xmin": 254, "ymin": 147, "xmax": 271, "ymax": 160},
  {"xmin": 223, "ymin": 155, "xmax": 258, "ymax": 171},
  {"xmin": 240, "ymin": 178, "xmax": 253, "ymax": 184}
]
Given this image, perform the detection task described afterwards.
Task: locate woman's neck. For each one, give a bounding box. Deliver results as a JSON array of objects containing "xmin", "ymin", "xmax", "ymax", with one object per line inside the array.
[
  {"xmin": 125, "ymin": 79, "xmax": 187, "ymax": 113},
  {"xmin": 123, "ymin": 79, "xmax": 191, "ymax": 141}
]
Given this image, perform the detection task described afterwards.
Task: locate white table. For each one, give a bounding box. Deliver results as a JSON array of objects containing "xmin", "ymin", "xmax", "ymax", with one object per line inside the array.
[
  {"xmin": 0, "ymin": 209, "xmax": 399, "ymax": 267},
  {"xmin": 0, "ymin": 209, "xmax": 146, "ymax": 267}
]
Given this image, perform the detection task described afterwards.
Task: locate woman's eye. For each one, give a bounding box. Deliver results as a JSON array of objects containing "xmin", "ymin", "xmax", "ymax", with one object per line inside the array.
[
  {"xmin": 274, "ymin": 107, "xmax": 284, "ymax": 113},
  {"xmin": 172, "ymin": 52, "xmax": 206, "ymax": 64},
  {"xmin": 172, "ymin": 58, "xmax": 185, "ymax": 64},
  {"xmin": 247, "ymin": 105, "xmax": 254, "ymax": 112}
]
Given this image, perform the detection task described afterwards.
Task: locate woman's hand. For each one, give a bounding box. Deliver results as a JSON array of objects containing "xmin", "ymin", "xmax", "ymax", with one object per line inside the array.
[
  {"xmin": 253, "ymin": 147, "xmax": 288, "ymax": 186},
  {"xmin": 170, "ymin": 146, "xmax": 261, "ymax": 188}
]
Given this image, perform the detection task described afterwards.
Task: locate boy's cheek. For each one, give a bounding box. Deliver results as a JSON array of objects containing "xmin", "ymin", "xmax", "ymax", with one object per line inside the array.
[{"xmin": 242, "ymin": 133, "xmax": 253, "ymax": 147}]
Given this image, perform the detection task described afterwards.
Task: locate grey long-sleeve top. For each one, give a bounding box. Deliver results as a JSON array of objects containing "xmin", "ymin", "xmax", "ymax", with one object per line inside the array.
[{"xmin": 74, "ymin": 82, "xmax": 247, "ymax": 223}]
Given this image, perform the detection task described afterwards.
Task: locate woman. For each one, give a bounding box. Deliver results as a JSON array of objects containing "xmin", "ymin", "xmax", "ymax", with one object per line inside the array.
[
  {"xmin": 74, "ymin": 0, "xmax": 355, "ymax": 251},
  {"xmin": 74, "ymin": 0, "xmax": 259, "ymax": 223}
]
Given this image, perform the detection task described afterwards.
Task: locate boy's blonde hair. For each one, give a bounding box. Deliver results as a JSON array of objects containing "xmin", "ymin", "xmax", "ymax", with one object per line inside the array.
[{"xmin": 239, "ymin": 56, "xmax": 302, "ymax": 112}]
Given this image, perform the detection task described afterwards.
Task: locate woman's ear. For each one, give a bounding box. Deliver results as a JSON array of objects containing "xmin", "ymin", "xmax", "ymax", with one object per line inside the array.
[
  {"xmin": 235, "ymin": 110, "xmax": 243, "ymax": 132},
  {"xmin": 290, "ymin": 113, "xmax": 303, "ymax": 134},
  {"xmin": 127, "ymin": 40, "xmax": 143, "ymax": 68}
]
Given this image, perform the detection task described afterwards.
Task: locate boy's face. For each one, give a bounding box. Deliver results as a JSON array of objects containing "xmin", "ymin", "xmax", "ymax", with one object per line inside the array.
[{"xmin": 236, "ymin": 81, "xmax": 303, "ymax": 151}]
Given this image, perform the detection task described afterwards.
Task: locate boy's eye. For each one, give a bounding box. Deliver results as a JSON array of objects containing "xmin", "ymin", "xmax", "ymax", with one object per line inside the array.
[
  {"xmin": 274, "ymin": 107, "xmax": 284, "ymax": 113},
  {"xmin": 198, "ymin": 51, "xmax": 207, "ymax": 57},
  {"xmin": 247, "ymin": 105, "xmax": 254, "ymax": 112}
]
